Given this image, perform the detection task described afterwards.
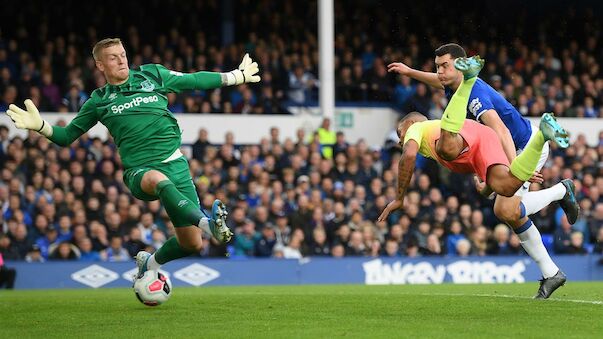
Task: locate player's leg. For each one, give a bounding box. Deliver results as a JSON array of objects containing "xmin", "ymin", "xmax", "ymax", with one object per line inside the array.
[
  {"xmin": 124, "ymin": 160, "xmax": 230, "ymax": 277},
  {"xmin": 493, "ymin": 196, "xmax": 560, "ymax": 278},
  {"xmin": 139, "ymin": 165, "xmax": 230, "ymax": 241},
  {"xmin": 141, "ymin": 159, "xmax": 231, "ymax": 273},
  {"xmin": 494, "ymin": 197, "xmax": 566, "ymax": 298},
  {"xmin": 141, "ymin": 226, "xmax": 202, "ymax": 273},
  {"xmin": 141, "ymin": 170, "xmax": 210, "ymax": 231},
  {"xmin": 437, "ymin": 56, "xmax": 484, "ymax": 160},
  {"xmin": 139, "ymin": 198, "xmax": 228, "ymax": 275},
  {"xmin": 517, "ymin": 137, "xmax": 579, "ymax": 223},
  {"xmin": 509, "ymin": 113, "xmax": 569, "ymax": 187},
  {"xmin": 485, "ymin": 164, "xmax": 526, "ymax": 197}
]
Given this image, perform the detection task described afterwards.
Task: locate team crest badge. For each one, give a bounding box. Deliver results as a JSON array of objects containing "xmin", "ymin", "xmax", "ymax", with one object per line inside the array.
[{"xmin": 141, "ymin": 80, "xmax": 155, "ymax": 92}]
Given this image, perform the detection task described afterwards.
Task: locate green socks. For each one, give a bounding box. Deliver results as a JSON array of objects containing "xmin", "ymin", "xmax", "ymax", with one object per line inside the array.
[
  {"xmin": 441, "ymin": 77, "xmax": 477, "ymax": 133},
  {"xmin": 155, "ymin": 180, "xmax": 203, "ymax": 228},
  {"xmin": 153, "ymin": 236, "xmax": 196, "ymax": 264},
  {"xmin": 510, "ymin": 131, "xmax": 545, "ymax": 181}
]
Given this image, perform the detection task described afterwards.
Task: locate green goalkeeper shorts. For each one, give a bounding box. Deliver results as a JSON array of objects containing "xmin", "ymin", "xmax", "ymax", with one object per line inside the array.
[{"xmin": 123, "ymin": 156, "xmax": 200, "ymax": 208}]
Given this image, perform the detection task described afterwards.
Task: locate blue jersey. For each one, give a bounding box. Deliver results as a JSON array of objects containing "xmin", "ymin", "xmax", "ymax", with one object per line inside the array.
[{"xmin": 445, "ymin": 78, "xmax": 532, "ymax": 150}]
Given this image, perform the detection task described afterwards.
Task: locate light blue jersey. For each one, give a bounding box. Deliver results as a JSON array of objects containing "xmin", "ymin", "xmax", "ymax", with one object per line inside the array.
[{"xmin": 445, "ymin": 78, "xmax": 532, "ymax": 150}]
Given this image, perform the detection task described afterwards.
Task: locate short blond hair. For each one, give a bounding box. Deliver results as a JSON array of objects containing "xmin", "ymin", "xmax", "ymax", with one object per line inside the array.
[{"xmin": 92, "ymin": 38, "xmax": 122, "ymax": 61}]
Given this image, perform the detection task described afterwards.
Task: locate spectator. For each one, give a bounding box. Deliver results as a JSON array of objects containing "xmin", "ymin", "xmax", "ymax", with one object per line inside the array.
[
  {"xmin": 315, "ymin": 118, "xmax": 336, "ymax": 160},
  {"xmin": 282, "ymin": 229, "xmax": 304, "ymax": 259},
  {"xmin": 102, "ymin": 235, "xmax": 131, "ymax": 262},
  {"xmin": 124, "ymin": 227, "xmax": 147, "ymax": 257},
  {"xmin": 287, "ymin": 64, "xmax": 317, "ymax": 104},
  {"xmin": 487, "ymin": 224, "xmax": 511, "ymax": 255},
  {"xmin": 192, "ymin": 128, "xmax": 211, "ymax": 162},
  {"xmin": 0, "ymin": 252, "xmax": 16, "ymax": 289},
  {"xmin": 308, "ymin": 227, "xmax": 330, "ymax": 256},
  {"xmin": 35, "ymin": 225, "xmax": 60, "ymax": 259},
  {"xmin": 456, "ymin": 238, "xmax": 472, "ymax": 257},
  {"xmin": 593, "ymin": 227, "xmax": 603, "ymax": 255},
  {"xmin": 234, "ymin": 219, "xmax": 260, "ymax": 257},
  {"xmin": 49, "ymin": 241, "xmax": 80, "ymax": 261},
  {"xmin": 0, "ymin": 233, "xmax": 20, "ymax": 260},
  {"xmin": 9, "ymin": 223, "xmax": 31, "ymax": 260},
  {"xmin": 254, "ymin": 224, "xmax": 277, "ymax": 257},
  {"xmin": 422, "ymin": 234, "xmax": 443, "ymax": 256},
  {"xmin": 505, "ymin": 234, "xmax": 527, "ymax": 256},
  {"xmin": 554, "ymin": 216, "xmax": 573, "ymax": 254},
  {"xmin": 393, "ymin": 76, "xmax": 416, "ymax": 111},
  {"xmin": 61, "ymin": 82, "xmax": 88, "ymax": 112},
  {"xmin": 346, "ymin": 231, "xmax": 366, "ymax": 256},
  {"xmin": 77, "ymin": 238, "xmax": 101, "ymax": 261},
  {"xmin": 383, "ymin": 239, "xmax": 401, "ymax": 257},
  {"xmin": 25, "ymin": 244, "xmax": 45, "ymax": 263},
  {"xmin": 566, "ymin": 231, "xmax": 588, "ymax": 255},
  {"xmin": 40, "ymin": 73, "xmax": 61, "ymax": 110},
  {"xmin": 446, "ymin": 220, "xmax": 467, "ymax": 255},
  {"xmin": 403, "ymin": 83, "xmax": 431, "ymax": 116}
]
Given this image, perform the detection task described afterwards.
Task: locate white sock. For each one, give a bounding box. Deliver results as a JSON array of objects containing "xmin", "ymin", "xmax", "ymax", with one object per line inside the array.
[
  {"xmin": 198, "ymin": 217, "xmax": 211, "ymax": 234},
  {"xmin": 146, "ymin": 254, "xmax": 161, "ymax": 271},
  {"xmin": 520, "ymin": 183, "xmax": 566, "ymax": 217},
  {"xmin": 516, "ymin": 221, "xmax": 559, "ymax": 278}
]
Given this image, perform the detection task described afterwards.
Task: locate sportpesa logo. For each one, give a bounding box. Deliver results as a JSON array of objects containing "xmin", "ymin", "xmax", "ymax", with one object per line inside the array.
[{"xmin": 110, "ymin": 95, "xmax": 159, "ymax": 114}]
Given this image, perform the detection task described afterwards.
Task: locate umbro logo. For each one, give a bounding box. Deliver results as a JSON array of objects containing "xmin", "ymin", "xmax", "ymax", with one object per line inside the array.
[
  {"xmin": 71, "ymin": 265, "xmax": 118, "ymax": 288},
  {"xmin": 108, "ymin": 93, "xmax": 117, "ymax": 100},
  {"xmin": 178, "ymin": 200, "xmax": 188, "ymax": 207}
]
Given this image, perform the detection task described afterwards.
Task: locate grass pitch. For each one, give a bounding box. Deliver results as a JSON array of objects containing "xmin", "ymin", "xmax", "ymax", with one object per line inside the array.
[{"xmin": 1, "ymin": 283, "xmax": 602, "ymax": 338}]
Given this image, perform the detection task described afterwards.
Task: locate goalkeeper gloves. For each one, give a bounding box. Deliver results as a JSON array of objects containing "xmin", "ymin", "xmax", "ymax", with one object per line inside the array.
[
  {"xmin": 224, "ymin": 53, "xmax": 261, "ymax": 86},
  {"xmin": 6, "ymin": 99, "xmax": 53, "ymax": 137}
]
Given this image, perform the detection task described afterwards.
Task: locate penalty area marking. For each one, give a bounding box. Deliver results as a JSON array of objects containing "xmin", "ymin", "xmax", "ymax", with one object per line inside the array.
[{"xmin": 421, "ymin": 292, "xmax": 603, "ymax": 305}]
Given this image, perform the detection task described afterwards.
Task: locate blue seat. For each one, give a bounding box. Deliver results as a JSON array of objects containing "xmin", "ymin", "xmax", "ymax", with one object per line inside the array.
[
  {"xmin": 541, "ymin": 234, "xmax": 554, "ymax": 252},
  {"xmin": 584, "ymin": 243, "xmax": 594, "ymax": 254}
]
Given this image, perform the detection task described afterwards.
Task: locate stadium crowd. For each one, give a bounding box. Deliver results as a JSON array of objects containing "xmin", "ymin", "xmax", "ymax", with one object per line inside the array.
[
  {"xmin": 0, "ymin": 120, "xmax": 602, "ymax": 262},
  {"xmin": 0, "ymin": 0, "xmax": 602, "ymax": 264},
  {"xmin": 0, "ymin": 1, "xmax": 602, "ymax": 118}
]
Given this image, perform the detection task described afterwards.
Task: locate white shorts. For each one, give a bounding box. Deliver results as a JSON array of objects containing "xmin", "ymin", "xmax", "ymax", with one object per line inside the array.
[{"xmin": 514, "ymin": 123, "xmax": 549, "ymax": 197}]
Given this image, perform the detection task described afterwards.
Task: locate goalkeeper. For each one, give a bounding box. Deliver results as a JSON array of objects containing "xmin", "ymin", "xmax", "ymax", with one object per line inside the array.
[{"xmin": 6, "ymin": 38, "xmax": 260, "ymax": 279}]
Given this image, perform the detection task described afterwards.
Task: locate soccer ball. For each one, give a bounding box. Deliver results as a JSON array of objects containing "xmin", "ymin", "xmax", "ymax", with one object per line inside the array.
[{"xmin": 133, "ymin": 270, "xmax": 172, "ymax": 306}]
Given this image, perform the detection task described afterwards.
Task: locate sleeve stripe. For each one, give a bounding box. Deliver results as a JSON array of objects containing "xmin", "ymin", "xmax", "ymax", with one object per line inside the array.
[{"xmin": 475, "ymin": 109, "xmax": 489, "ymax": 121}]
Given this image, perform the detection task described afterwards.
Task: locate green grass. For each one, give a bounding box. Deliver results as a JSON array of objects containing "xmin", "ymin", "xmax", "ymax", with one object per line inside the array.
[{"xmin": 1, "ymin": 283, "xmax": 602, "ymax": 338}]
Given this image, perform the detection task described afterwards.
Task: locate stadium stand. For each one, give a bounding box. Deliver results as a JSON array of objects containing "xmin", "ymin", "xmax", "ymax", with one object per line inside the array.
[{"xmin": 0, "ymin": 0, "xmax": 601, "ymax": 261}]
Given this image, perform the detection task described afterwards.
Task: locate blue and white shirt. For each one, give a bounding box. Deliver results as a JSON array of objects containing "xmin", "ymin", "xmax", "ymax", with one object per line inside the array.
[{"xmin": 445, "ymin": 78, "xmax": 532, "ymax": 150}]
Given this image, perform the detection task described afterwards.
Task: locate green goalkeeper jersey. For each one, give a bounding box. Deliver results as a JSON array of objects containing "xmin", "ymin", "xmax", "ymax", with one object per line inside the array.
[{"xmin": 49, "ymin": 64, "xmax": 222, "ymax": 168}]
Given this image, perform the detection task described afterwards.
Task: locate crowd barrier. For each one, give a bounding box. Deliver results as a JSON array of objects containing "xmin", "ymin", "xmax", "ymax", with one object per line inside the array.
[{"xmin": 5, "ymin": 255, "xmax": 603, "ymax": 289}]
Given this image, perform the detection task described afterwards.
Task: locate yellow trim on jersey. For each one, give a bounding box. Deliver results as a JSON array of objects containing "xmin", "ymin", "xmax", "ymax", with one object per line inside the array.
[{"xmin": 403, "ymin": 120, "xmax": 442, "ymax": 159}]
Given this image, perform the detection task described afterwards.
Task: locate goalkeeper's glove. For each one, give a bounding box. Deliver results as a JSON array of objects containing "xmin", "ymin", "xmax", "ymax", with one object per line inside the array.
[
  {"xmin": 224, "ymin": 53, "xmax": 261, "ymax": 86},
  {"xmin": 6, "ymin": 99, "xmax": 53, "ymax": 137}
]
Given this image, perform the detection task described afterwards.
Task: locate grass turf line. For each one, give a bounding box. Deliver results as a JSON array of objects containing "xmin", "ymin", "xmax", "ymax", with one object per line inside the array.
[{"xmin": 1, "ymin": 283, "xmax": 602, "ymax": 338}]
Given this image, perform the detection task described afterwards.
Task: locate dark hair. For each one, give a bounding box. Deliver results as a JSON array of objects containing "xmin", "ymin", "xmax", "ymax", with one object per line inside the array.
[
  {"xmin": 400, "ymin": 111, "xmax": 426, "ymax": 124},
  {"xmin": 435, "ymin": 43, "xmax": 467, "ymax": 58}
]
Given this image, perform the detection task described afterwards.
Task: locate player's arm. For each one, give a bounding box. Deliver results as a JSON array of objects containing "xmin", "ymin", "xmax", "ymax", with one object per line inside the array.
[
  {"xmin": 158, "ymin": 53, "xmax": 260, "ymax": 92},
  {"xmin": 377, "ymin": 140, "xmax": 418, "ymax": 222},
  {"xmin": 480, "ymin": 110, "xmax": 516, "ymax": 162},
  {"xmin": 387, "ymin": 61, "xmax": 443, "ymax": 89},
  {"xmin": 6, "ymin": 99, "xmax": 98, "ymax": 146}
]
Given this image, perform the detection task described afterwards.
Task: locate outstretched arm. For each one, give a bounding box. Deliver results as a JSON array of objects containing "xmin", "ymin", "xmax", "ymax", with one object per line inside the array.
[
  {"xmin": 378, "ymin": 140, "xmax": 418, "ymax": 222},
  {"xmin": 387, "ymin": 61, "xmax": 444, "ymax": 90},
  {"xmin": 7, "ymin": 99, "xmax": 97, "ymax": 146},
  {"xmin": 159, "ymin": 53, "xmax": 260, "ymax": 92}
]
